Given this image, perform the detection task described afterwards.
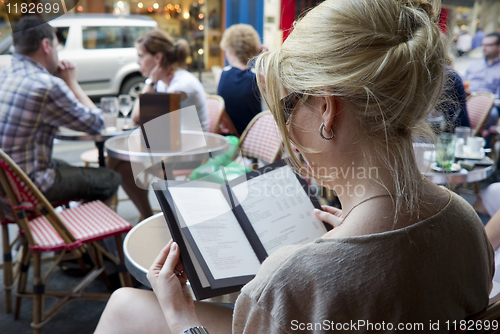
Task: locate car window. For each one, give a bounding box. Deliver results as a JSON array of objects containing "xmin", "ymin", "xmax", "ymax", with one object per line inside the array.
[
  {"xmin": 55, "ymin": 27, "xmax": 69, "ymax": 47},
  {"xmin": 122, "ymin": 26, "xmax": 154, "ymax": 48},
  {"xmin": 82, "ymin": 26, "xmax": 122, "ymax": 49}
]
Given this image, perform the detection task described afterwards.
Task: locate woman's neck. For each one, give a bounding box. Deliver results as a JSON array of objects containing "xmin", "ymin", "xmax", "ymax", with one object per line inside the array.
[
  {"xmin": 226, "ymin": 50, "xmax": 249, "ymax": 71},
  {"xmin": 159, "ymin": 69, "xmax": 177, "ymax": 86}
]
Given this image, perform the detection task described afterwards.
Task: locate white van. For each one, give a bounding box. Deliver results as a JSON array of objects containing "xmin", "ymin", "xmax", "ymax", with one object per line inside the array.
[{"xmin": 0, "ymin": 14, "xmax": 157, "ymax": 98}]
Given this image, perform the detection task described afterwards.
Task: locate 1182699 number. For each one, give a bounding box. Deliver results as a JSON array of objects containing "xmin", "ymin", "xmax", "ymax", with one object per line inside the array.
[
  {"xmin": 5, "ymin": 1, "xmax": 60, "ymax": 14},
  {"xmin": 446, "ymin": 319, "xmax": 499, "ymax": 331}
]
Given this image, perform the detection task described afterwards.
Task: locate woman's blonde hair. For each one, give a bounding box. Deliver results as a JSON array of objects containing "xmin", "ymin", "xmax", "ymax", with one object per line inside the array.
[
  {"xmin": 220, "ymin": 24, "xmax": 261, "ymax": 64},
  {"xmin": 136, "ymin": 29, "xmax": 189, "ymax": 70},
  {"xmin": 255, "ymin": 0, "xmax": 445, "ymax": 221}
]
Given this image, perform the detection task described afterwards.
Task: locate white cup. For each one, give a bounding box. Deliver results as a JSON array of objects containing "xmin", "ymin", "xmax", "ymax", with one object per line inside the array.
[{"xmin": 465, "ymin": 137, "xmax": 485, "ymax": 153}]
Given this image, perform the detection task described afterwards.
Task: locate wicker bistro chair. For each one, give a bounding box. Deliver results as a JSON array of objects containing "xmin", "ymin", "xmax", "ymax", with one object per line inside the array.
[
  {"xmin": 0, "ymin": 149, "xmax": 133, "ymax": 334},
  {"xmin": 206, "ymin": 94, "xmax": 239, "ymax": 137},
  {"xmin": 467, "ymin": 92, "xmax": 495, "ymax": 137},
  {"xmin": 238, "ymin": 111, "xmax": 283, "ymax": 169}
]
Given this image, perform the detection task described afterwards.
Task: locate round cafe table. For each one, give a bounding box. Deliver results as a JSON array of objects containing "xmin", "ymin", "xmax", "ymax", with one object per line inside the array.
[
  {"xmin": 414, "ymin": 142, "xmax": 494, "ymax": 185},
  {"xmin": 104, "ymin": 130, "xmax": 229, "ymax": 181},
  {"xmin": 55, "ymin": 119, "xmax": 131, "ymax": 167},
  {"xmin": 124, "ymin": 213, "xmax": 239, "ymax": 303}
]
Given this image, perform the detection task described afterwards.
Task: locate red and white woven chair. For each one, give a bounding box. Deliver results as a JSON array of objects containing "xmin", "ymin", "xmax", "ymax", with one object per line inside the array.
[
  {"xmin": 206, "ymin": 94, "xmax": 226, "ymax": 133},
  {"xmin": 238, "ymin": 111, "xmax": 283, "ymax": 169},
  {"xmin": 0, "ymin": 149, "xmax": 132, "ymax": 334},
  {"xmin": 206, "ymin": 94, "xmax": 239, "ymax": 137},
  {"xmin": 467, "ymin": 92, "xmax": 494, "ymax": 137}
]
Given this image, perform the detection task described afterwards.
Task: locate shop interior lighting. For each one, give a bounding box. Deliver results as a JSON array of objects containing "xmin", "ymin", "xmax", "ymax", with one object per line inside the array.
[{"xmin": 137, "ymin": 2, "xmax": 143, "ymax": 8}]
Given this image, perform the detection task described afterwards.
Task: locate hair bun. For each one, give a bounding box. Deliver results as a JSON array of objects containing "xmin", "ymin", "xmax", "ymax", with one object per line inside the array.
[
  {"xmin": 400, "ymin": 0, "xmax": 438, "ymax": 20},
  {"xmin": 174, "ymin": 39, "xmax": 190, "ymax": 63}
]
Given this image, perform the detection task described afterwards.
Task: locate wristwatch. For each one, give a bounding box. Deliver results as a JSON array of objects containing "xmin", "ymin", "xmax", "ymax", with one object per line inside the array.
[
  {"xmin": 145, "ymin": 78, "xmax": 155, "ymax": 87},
  {"xmin": 180, "ymin": 326, "xmax": 210, "ymax": 334}
]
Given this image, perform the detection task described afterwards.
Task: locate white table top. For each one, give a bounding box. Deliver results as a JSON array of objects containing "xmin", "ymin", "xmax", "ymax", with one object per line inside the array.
[
  {"xmin": 104, "ymin": 130, "xmax": 229, "ymax": 164},
  {"xmin": 55, "ymin": 118, "xmax": 131, "ymax": 142}
]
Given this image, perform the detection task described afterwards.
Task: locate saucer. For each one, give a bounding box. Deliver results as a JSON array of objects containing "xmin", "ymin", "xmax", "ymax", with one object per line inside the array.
[
  {"xmin": 455, "ymin": 148, "xmax": 485, "ymax": 160},
  {"xmin": 431, "ymin": 162, "xmax": 461, "ymax": 172}
]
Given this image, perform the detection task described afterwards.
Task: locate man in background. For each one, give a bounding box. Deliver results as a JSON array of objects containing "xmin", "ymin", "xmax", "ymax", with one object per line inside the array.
[
  {"xmin": 464, "ymin": 32, "xmax": 500, "ymax": 143},
  {"xmin": 0, "ymin": 16, "xmax": 120, "ymax": 204}
]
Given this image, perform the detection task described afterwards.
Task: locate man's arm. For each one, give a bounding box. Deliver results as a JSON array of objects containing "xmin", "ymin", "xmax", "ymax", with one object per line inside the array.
[
  {"xmin": 56, "ymin": 60, "xmax": 97, "ymax": 110},
  {"xmin": 43, "ymin": 60, "xmax": 104, "ymax": 134}
]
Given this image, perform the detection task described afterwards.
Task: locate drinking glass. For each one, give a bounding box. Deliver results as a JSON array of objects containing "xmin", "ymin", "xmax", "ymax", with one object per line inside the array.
[
  {"xmin": 455, "ymin": 126, "xmax": 471, "ymax": 145},
  {"xmin": 100, "ymin": 97, "xmax": 119, "ymax": 132},
  {"xmin": 118, "ymin": 94, "xmax": 133, "ymax": 129},
  {"xmin": 454, "ymin": 126, "xmax": 471, "ymax": 156},
  {"xmin": 436, "ymin": 133, "xmax": 456, "ymax": 170}
]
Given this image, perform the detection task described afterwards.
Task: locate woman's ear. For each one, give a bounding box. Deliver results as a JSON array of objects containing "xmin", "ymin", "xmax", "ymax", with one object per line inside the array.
[
  {"xmin": 154, "ymin": 52, "xmax": 163, "ymax": 65},
  {"xmin": 321, "ymin": 96, "xmax": 337, "ymax": 132}
]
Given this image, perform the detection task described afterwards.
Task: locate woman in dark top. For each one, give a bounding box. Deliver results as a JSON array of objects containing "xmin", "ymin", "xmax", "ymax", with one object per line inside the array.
[
  {"xmin": 218, "ymin": 24, "xmax": 262, "ymax": 135},
  {"xmin": 438, "ymin": 68, "xmax": 470, "ymax": 130}
]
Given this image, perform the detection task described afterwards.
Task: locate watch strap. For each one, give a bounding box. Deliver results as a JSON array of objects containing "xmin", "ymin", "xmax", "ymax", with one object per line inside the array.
[
  {"xmin": 145, "ymin": 78, "xmax": 155, "ymax": 87},
  {"xmin": 180, "ymin": 326, "xmax": 210, "ymax": 334}
]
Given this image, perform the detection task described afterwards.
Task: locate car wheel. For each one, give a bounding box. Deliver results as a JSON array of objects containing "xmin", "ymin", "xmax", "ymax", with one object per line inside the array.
[{"xmin": 121, "ymin": 76, "xmax": 145, "ymax": 100}]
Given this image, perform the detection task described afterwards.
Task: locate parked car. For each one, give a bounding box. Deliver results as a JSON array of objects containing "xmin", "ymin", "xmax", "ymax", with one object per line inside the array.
[{"xmin": 0, "ymin": 14, "xmax": 157, "ymax": 98}]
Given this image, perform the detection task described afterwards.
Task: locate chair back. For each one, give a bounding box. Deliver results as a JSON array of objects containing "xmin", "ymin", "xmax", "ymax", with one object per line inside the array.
[
  {"xmin": 0, "ymin": 149, "xmax": 79, "ymax": 250},
  {"xmin": 238, "ymin": 111, "xmax": 283, "ymax": 164},
  {"xmin": 467, "ymin": 92, "xmax": 494, "ymax": 137},
  {"xmin": 206, "ymin": 94, "xmax": 225, "ymax": 133},
  {"xmin": 206, "ymin": 94, "xmax": 239, "ymax": 136}
]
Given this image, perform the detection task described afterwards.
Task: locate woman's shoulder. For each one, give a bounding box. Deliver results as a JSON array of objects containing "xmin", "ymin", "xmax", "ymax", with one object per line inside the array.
[{"xmin": 239, "ymin": 242, "xmax": 347, "ymax": 303}]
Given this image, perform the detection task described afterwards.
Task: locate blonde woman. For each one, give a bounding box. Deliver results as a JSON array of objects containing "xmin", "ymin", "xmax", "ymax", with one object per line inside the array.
[
  {"xmin": 217, "ymin": 24, "xmax": 262, "ymax": 134},
  {"xmin": 95, "ymin": 1, "xmax": 493, "ymax": 333}
]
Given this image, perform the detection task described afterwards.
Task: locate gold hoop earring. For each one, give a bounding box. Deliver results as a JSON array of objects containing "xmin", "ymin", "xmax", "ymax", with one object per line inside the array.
[{"xmin": 319, "ymin": 123, "xmax": 334, "ymax": 140}]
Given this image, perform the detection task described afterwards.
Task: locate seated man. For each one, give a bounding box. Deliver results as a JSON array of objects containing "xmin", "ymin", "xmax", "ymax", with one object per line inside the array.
[
  {"xmin": 463, "ymin": 32, "xmax": 500, "ymax": 143},
  {"xmin": 0, "ymin": 17, "xmax": 120, "ymax": 204}
]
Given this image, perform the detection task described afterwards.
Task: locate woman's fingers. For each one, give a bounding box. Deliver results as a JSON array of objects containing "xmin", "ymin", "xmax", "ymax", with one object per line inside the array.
[
  {"xmin": 314, "ymin": 208, "xmax": 343, "ymax": 228},
  {"xmin": 160, "ymin": 242, "xmax": 181, "ymax": 277},
  {"xmin": 321, "ymin": 205, "xmax": 343, "ymax": 217},
  {"xmin": 147, "ymin": 240, "xmax": 173, "ymax": 280}
]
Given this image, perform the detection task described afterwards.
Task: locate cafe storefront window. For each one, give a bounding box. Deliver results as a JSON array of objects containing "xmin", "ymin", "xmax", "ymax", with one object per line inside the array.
[
  {"xmin": 58, "ymin": 0, "xmax": 223, "ymax": 70},
  {"xmin": 122, "ymin": 0, "xmax": 223, "ymax": 70}
]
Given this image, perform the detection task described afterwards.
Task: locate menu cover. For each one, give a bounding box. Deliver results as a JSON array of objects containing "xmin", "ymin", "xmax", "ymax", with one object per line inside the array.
[
  {"xmin": 139, "ymin": 92, "xmax": 181, "ymax": 150},
  {"xmin": 153, "ymin": 160, "xmax": 330, "ymax": 300}
]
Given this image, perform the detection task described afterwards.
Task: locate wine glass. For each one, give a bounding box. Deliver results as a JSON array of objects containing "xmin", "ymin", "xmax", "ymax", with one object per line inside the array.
[
  {"xmin": 118, "ymin": 94, "xmax": 133, "ymax": 129},
  {"xmin": 100, "ymin": 97, "xmax": 119, "ymax": 132}
]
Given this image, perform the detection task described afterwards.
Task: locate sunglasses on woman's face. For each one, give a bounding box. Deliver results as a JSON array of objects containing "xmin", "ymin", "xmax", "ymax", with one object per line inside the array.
[{"xmin": 280, "ymin": 92, "xmax": 304, "ymax": 125}]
